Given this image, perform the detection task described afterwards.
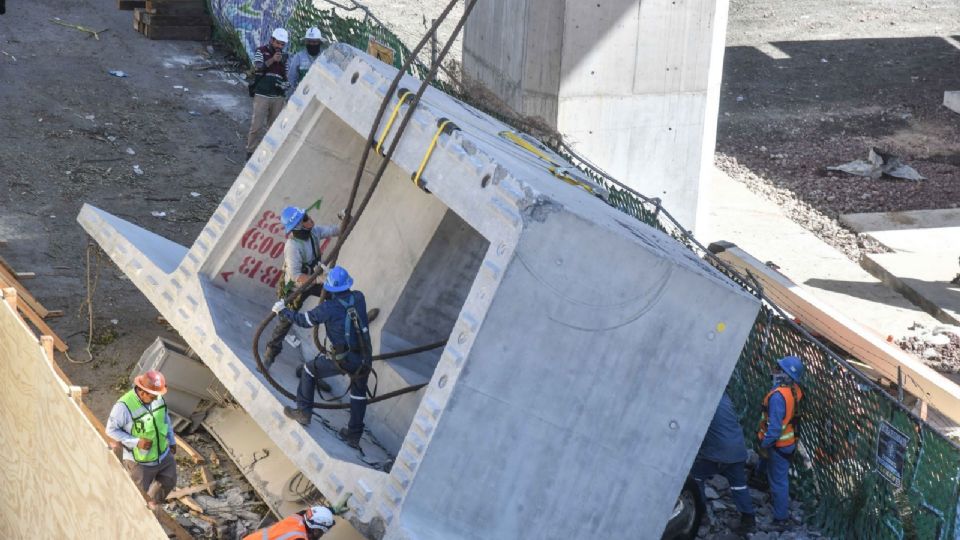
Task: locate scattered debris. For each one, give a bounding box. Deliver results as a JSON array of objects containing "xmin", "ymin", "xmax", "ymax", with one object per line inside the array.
[
  {"xmin": 898, "ymin": 323, "xmax": 960, "ymax": 373},
  {"xmin": 108, "ymin": 70, "xmax": 128, "ymax": 78},
  {"xmin": 125, "ymin": 147, "xmax": 136, "ymax": 155},
  {"xmin": 1, "ymin": 50, "xmax": 16, "ymax": 62},
  {"xmin": 827, "ymin": 147, "xmax": 926, "ymax": 181},
  {"xmin": 133, "ymin": 164, "xmax": 144, "ymax": 176},
  {"xmin": 150, "ymin": 211, "xmax": 167, "ymax": 218},
  {"xmin": 189, "ymin": 191, "xmax": 201, "ymax": 198},
  {"xmin": 49, "ymin": 18, "xmax": 109, "ymax": 40}
]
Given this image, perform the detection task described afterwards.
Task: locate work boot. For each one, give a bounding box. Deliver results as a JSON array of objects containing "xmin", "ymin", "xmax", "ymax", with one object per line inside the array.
[
  {"xmin": 367, "ymin": 308, "xmax": 380, "ymax": 323},
  {"xmin": 338, "ymin": 427, "xmax": 362, "ymax": 449},
  {"xmin": 284, "ymin": 406, "xmax": 311, "ymax": 426},
  {"xmin": 734, "ymin": 513, "xmax": 755, "ymax": 534}
]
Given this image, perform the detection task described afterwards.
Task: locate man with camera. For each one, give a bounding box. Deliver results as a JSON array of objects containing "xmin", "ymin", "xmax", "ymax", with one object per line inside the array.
[{"xmin": 246, "ymin": 27, "xmax": 291, "ymax": 159}]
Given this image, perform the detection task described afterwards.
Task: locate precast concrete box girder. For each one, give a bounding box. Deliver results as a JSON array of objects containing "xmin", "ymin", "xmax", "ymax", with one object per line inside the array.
[{"xmin": 78, "ymin": 44, "xmax": 760, "ymax": 539}]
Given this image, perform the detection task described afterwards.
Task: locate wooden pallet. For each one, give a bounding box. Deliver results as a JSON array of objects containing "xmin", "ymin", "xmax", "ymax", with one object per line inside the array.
[
  {"xmin": 146, "ymin": 0, "xmax": 208, "ymax": 16},
  {"xmin": 118, "ymin": 0, "xmax": 146, "ymax": 10},
  {"xmin": 134, "ymin": 5, "xmax": 211, "ymax": 41}
]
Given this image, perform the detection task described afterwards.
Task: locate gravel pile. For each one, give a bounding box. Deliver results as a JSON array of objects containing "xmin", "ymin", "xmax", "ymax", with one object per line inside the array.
[
  {"xmin": 715, "ymin": 153, "xmax": 888, "ymax": 262},
  {"xmin": 897, "ymin": 323, "xmax": 960, "ymax": 373}
]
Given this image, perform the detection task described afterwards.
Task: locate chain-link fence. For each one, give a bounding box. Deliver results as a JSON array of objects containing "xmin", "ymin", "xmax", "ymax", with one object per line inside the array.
[{"xmin": 206, "ymin": 3, "xmax": 960, "ymax": 537}]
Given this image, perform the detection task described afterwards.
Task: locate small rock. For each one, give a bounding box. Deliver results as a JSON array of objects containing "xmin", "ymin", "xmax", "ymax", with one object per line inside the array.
[
  {"xmin": 707, "ymin": 475, "xmax": 729, "ymax": 491},
  {"xmin": 125, "ymin": 147, "xmax": 136, "ymax": 155},
  {"xmin": 924, "ymin": 334, "xmax": 951, "ymax": 346},
  {"xmin": 133, "ymin": 164, "xmax": 144, "ymax": 175},
  {"xmin": 923, "ymin": 348, "xmax": 940, "ymax": 359},
  {"xmin": 705, "ymin": 486, "xmax": 720, "ymax": 499},
  {"xmin": 188, "ymin": 517, "xmax": 213, "ymax": 536}
]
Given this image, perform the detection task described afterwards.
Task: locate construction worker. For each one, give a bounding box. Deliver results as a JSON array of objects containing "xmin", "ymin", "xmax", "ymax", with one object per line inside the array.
[
  {"xmin": 692, "ymin": 392, "xmax": 756, "ymax": 532},
  {"xmin": 756, "ymin": 355, "xmax": 805, "ymax": 529},
  {"xmin": 106, "ymin": 369, "xmax": 177, "ymax": 509},
  {"xmin": 242, "ymin": 505, "xmax": 336, "ymax": 540},
  {"xmin": 246, "ymin": 27, "xmax": 290, "ymax": 159},
  {"xmin": 273, "ymin": 265, "xmax": 372, "ymax": 448},
  {"xmin": 287, "ymin": 27, "xmax": 329, "ymax": 96},
  {"xmin": 263, "ymin": 205, "xmax": 339, "ymax": 377}
]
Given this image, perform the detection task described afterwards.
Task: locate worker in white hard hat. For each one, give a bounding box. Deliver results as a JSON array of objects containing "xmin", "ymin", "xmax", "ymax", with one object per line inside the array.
[
  {"xmin": 106, "ymin": 369, "xmax": 178, "ymax": 510},
  {"xmin": 242, "ymin": 505, "xmax": 336, "ymax": 539},
  {"xmin": 287, "ymin": 27, "xmax": 330, "ymax": 96},
  {"xmin": 246, "ymin": 27, "xmax": 291, "ymax": 159}
]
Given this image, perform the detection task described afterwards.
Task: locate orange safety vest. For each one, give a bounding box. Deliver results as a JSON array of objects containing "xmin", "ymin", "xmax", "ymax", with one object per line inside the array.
[
  {"xmin": 242, "ymin": 515, "xmax": 309, "ymax": 540},
  {"xmin": 757, "ymin": 384, "xmax": 803, "ymax": 448}
]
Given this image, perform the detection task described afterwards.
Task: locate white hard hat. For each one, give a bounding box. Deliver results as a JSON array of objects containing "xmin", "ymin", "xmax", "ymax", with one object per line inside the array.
[
  {"xmin": 271, "ymin": 28, "xmax": 289, "ymax": 43},
  {"xmin": 304, "ymin": 27, "xmax": 326, "ymax": 42},
  {"xmin": 305, "ymin": 506, "xmax": 334, "ymax": 531}
]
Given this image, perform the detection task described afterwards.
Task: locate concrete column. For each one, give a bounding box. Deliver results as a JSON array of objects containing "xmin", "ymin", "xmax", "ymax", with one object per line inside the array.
[{"xmin": 463, "ymin": 0, "xmax": 729, "ymax": 232}]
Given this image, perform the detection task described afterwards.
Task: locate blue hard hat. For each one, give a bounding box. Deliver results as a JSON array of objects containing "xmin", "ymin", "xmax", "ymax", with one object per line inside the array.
[
  {"xmin": 324, "ymin": 265, "xmax": 353, "ymax": 293},
  {"xmin": 281, "ymin": 206, "xmax": 306, "ymax": 234},
  {"xmin": 777, "ymin": 355, "xmax": 804, "ymax": 383}
]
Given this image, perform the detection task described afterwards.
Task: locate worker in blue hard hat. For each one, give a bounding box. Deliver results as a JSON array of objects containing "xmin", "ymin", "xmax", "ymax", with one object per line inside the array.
[
  {"xmin": 755, "ymin": 355, "xmax": 804, "ymax": 530},
  {"xmin": 262, "ymin": 206, "xmax": 340, "ymax": 377},
  {"xmin": 272, "ymin": 265, "xmax": 373, "ymax": 449}
]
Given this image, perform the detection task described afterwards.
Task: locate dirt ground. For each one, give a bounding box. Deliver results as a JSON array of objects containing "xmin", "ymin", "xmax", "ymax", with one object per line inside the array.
[
  {"xmin": 0, "ymin": 0, "xmax": 249, "ymax": 420},
  {"xmin": 0, "ymin": 0, "xmax": 957, "ymax": 538},
  {"xmin": 719, "ymin": 0, "xmax": 960, "ymax": 260}
]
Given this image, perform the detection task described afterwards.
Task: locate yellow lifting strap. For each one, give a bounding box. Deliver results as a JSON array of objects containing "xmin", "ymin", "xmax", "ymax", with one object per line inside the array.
[
  {"xmin": 376, "ymin": 90, "xmax": 414, "ymax": 155},
  {"xmin": 499, "ymin": 130, "xmax": 599, "ymax": 196},
  {"xmin": 412, "ymin": 118, "xmax": 456, "ymax": 190}
]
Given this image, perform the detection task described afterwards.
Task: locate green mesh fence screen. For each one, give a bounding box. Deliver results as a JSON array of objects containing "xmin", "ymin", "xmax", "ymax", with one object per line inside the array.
[{"xmin": 207, "ymin": 3, "xmax": 960, "ymax": 537}]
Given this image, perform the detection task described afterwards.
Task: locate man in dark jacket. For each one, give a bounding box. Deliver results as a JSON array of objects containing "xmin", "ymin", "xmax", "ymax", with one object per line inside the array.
[
  {"xmin": 246, "ymin": 27, "xmax": 290, "ymax": 158},
  {"xmin": 693, "ymin": 392, "xmax": 756, "ymax": 533},
  {"xmin": 273, "ymin": 265, "xmax": 372, "ymax": 448}
]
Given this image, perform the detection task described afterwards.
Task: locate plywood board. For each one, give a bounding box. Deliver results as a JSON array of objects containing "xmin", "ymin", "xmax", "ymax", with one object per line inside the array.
[
  {"xmin": 711, "ymin": 242, "xmax": 960, "ymax": 427},
  {"xmin": 0, "ymin": 299, "xmax": 168, "ymax": 538}
]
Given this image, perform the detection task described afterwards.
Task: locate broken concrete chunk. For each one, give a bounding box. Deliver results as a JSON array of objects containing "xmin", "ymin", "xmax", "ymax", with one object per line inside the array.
[{"xmin": 827, "ymin": 147, "xmax": 925, "ymax": 181}]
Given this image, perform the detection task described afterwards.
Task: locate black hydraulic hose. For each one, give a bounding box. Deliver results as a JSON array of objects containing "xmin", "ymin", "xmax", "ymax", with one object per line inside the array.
[
  {"xmin": 373, "ymin": 339, "xmax": 446, "ymax": 361},
  {"xmin": 251, "ymin": 0, "xmax": 477, "ymax": 408}
]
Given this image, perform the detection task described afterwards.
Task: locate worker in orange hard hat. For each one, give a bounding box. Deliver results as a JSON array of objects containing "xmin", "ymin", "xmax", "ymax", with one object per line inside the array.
[{"xmin": 106, "ymin": 369, "xmax": 178, "ymax": 509}]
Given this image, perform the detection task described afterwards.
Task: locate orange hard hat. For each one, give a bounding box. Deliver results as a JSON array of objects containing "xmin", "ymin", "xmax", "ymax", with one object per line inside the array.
[{"xmin": 134, "ymin": 369, "xmax": 168, "ymax": 395}]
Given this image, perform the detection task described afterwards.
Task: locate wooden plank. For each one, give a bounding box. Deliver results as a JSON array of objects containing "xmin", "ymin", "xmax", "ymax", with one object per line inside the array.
[
  {"xmin": 176, "ymin": 435, "xmax": 205, "ymax": 463},
  {"xmin": 709, "ymin": 241, "xmax": 960, "ymax": 427},
  {"xmin": 140, "ymin": 12, "xmax": 211, "ymax": 26},
  {"xmin": 145, "ymin": 24, "xmax": 211, "ymax": 41},
  {"xmin": 166, "ymin": 481, "xmax": 216, "ymax": 501},
  {"xmin": 145, "ymin": 0, "xmax": 207, "ymax": 16},
  {"xmin": 17, "ymin": 297, "xmax": 67, "ymax": 352},
  {"xmin": 179, "ymin": 496, "xmax": 204, "ymax": 514},
  {"xmin": 2, "ymin": 287, "xmax": 14, "ymax": 311},
  {"xmin": 199, "ymin": 464, "xmax": 215, "ymax": 495},
  {"xmin": 118, "ymin": 0, "xmax": 146, "ymax": 9},
  {"xmin": 15, "ymin": 272, "xmax": 36, "ymax": 280},
  {"xmin": 0, "ymin": 262, "xmax": 49, "ymax": 318}
]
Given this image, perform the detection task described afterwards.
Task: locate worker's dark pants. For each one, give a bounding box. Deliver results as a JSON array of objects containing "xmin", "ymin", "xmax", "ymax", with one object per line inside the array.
[
  {"xmin": 296, "ymin": 352, "xmax": 370, "ymax": 434},
  {"xmin": 124, "ymin": 451, "xmax": 177, "ymax": 504},
  {"xmin": 264, "ymin": 284, "xmax": 325, "ymax": 363},
  {"xmin": 691, "ymin": 458, "xmax": 755, "ymax": 516},
  {"xmin": 756, "ymin": 444, "xmax": 794, "ymax": 521}
]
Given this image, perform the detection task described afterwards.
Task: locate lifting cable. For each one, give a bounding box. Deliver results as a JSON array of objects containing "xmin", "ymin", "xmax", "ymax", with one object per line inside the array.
[{"xmin": 251, "ymin": 0, "xmax": 479, "ymax": 410}]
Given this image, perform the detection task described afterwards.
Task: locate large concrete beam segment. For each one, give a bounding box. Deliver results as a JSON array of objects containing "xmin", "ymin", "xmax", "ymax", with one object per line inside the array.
[
  {"xmin": 463, "ymin": 0, "xmax": 730, "ymax": 232},
  {"xmin": 79, "ymin": 44, "xmax": 758, "ymax": 539}
]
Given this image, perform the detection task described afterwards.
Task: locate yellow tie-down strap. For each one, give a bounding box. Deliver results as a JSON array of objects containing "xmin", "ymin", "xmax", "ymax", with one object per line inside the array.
[
  {"xmin": 412, "ymin": 118, "xmax": 459, "ymax": 191},
  {"xmin": 376, "ymin": 89, "xmax": 414, "ymax": 155},
  {"xmin": 499, "ymin": 130, "xmax": 606, "ymax": 198}
]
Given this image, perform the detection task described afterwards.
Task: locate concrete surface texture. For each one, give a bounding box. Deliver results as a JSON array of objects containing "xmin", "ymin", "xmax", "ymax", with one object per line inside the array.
[
  {"xmin": 79, "ymin": 44, "xmax": 760, "ymax": 539},
  {"xmin": 0, "ymin": 295, "xmax": 167, "ymax": 539},
  {"xmin": 463, "ymin": 0, "xmax": 729, "ymax": 232},
  {"xmin": 945, "ymin": 90, "xmax": 960, "ymax": 115},
  {"xmin": 840, "ymin": 209, "xmax": 960, "ymax": 326},
  {"xmin": 700, "ymin": 168, "xmax": 945, "ymax": 340}
]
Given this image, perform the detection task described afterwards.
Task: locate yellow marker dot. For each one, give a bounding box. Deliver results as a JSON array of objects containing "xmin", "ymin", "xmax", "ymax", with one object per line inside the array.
[{"xmin": 716, "ymin": 322, "xmax": 726, "ymax": 333}]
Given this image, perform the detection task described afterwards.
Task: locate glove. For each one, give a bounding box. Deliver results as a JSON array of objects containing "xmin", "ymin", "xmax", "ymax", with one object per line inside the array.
[
  {"xmin": 757, "ymin": 446, "xmax": 769, "ymax": 460},
  {"xmin": 137, "ymin": 438, "xmax": 153, "ymax": 451},
  {"xmin": 271, "ymin": 301, "xmax": 286, "ymax": 314}
]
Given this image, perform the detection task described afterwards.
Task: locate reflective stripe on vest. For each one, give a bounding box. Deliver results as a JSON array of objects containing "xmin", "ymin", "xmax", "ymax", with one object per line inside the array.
[
  {"xmin": 757, "ymin": 384, "xmax": 803, "ymax": 448},
  {"xmin": 118, "ymin": 389, "xmax": 170, "ymax": 463}
]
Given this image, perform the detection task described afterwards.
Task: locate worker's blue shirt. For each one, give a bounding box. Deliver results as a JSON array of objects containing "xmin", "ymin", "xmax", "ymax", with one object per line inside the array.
[
  {"xmin": 698, "ymin": 393, "xmax": 748, "ymax": 463},
  {"xmin": 279, "ymin": 290, "xmax": 369, "ymax": 354},
  {"xmin": 761, "ymin": 389, "xmax": 788, "ymax": 449}
]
